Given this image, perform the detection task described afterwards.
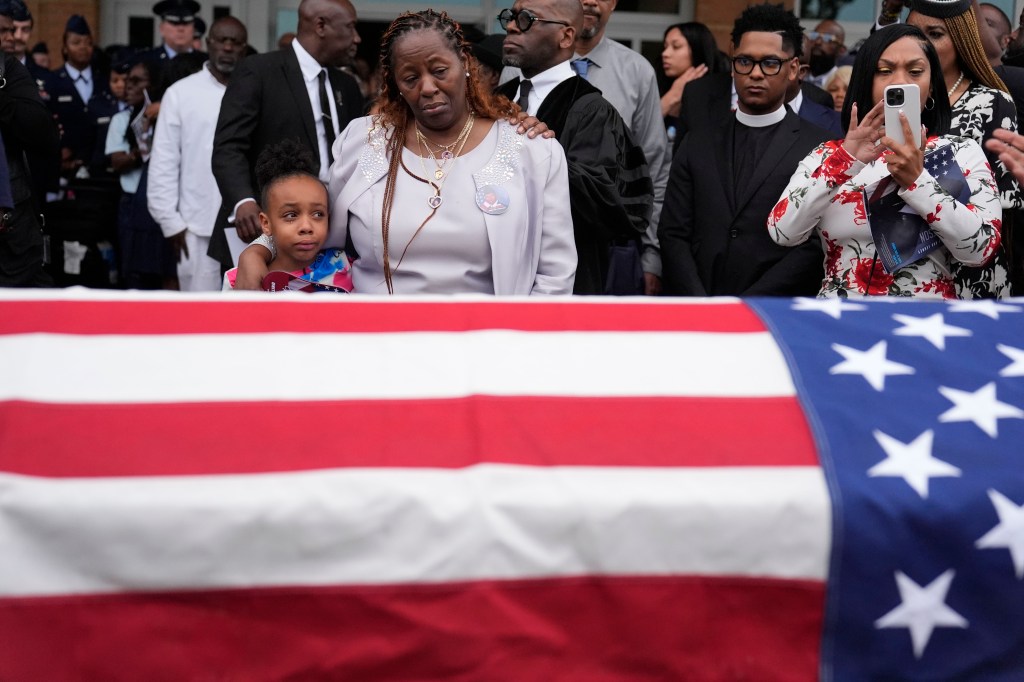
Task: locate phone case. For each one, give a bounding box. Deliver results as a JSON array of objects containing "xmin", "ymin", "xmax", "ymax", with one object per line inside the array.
[{"xmin": 883, "ymin": 84, "xmax": 922, "ymax": 148}]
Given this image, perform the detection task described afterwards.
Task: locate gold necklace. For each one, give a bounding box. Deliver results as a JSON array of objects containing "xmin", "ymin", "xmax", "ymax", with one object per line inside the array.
[
  {"xmin": 415, "ymin": 114, "xmax": 475, "ymax": 181},
  {"xmin": 415, "ymin": 116, "xmax": 474, "ymax": 209}
]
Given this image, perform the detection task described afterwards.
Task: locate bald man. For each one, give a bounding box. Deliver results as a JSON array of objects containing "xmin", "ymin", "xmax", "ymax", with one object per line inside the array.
[
  {"xmin": 806, "ymin": 19, "xmax": 845, "ymax": 88},
  {"xmin": 500, "ymin": 0, "xmax": 652, "ymax": 294},
  {"xmin": 210, "ymin": 0, "xmax": 364, "ymax": 271}
]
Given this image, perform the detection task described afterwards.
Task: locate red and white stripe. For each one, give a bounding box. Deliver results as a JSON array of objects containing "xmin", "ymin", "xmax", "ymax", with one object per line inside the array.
[{"xmin": 0, "ymin": 291, "xmax": 828, "ymax": 680}]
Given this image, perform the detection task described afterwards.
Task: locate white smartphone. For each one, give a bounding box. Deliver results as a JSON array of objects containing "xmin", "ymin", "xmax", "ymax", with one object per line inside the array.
[{"xmin": 883, "ymin": 84, "xmax": 922, "ymax": 148}]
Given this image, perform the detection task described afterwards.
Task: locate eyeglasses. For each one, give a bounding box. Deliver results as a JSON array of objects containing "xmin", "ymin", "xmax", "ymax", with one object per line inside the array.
[
  {"xmin": 497, "ymin": 8, "xmax": 570, "ymax": 32},
  {"xmin": 731, "ymin": 56, "xmax": 791, "ymax": 76},
  {"xmin": 807, "ymin": 31, "xmax": 838, "ymax": 43}
]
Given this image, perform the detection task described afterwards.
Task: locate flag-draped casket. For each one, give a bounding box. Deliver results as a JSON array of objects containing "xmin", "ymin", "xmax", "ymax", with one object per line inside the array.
[{"xmin": 0, "ymin": 291, "xmax": 1022, "ymax": 680}]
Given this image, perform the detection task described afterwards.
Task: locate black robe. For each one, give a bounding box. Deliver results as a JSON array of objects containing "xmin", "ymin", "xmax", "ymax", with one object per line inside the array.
[{"xmin": 501, "ymin": 75, "xmax": 652, "ymax": 294}]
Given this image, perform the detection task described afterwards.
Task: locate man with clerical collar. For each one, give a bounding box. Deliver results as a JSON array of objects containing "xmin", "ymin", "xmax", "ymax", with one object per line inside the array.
[
  {"xmin": 498, "ymin": 0, "xmax": 652, "ymax": 295},
  {"xmin": 658, "ymin": 3, "xmax": 829, "ymax": 297},
  {"xmin": 148, "ymin": 0, "xmax": 203, "ymax": 62}
]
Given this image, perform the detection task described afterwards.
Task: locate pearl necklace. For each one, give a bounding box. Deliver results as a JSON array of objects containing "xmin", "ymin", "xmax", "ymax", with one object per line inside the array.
[{"xmin": 948, "ymin": 71, "xmax": 965, "ymax": 99}]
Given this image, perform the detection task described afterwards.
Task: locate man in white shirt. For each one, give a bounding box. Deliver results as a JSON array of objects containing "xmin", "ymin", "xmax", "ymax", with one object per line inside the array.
[
  {"xmin": 572, "ymin": 0, "xmax": 669, "ymax": 295},
  {"xmin": 148, "ymin": 17, "xmax": 247, "ymax": 291}
]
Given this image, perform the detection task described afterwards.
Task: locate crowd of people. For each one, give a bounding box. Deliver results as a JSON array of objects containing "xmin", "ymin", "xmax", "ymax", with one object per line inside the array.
[{"xmin": 4, "ymin": 0, "xmax": 1024, "ymax": 299}]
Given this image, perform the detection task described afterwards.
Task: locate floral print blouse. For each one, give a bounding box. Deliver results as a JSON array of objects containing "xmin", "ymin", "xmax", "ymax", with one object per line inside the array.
[
  {"xmin": 767, "ymin": 136, "xmax": 1002, "ymax": 299},
  {"xmin": 948, "ymin": 83, "xmax": 1021, "ymax": 299}
]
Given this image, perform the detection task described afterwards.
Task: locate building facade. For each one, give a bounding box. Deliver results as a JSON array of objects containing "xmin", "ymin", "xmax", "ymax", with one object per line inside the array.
[{"xmin": 24, "ymin": 0, "xmax": 1024, "ymax": 77}]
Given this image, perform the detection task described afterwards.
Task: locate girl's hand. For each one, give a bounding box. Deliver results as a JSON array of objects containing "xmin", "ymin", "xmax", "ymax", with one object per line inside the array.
[
  {"xmin": 879, "ymin": 110, "xmax": 925, "ymax": 189},
  {"xmin": 842, "ymin": 100, "xmax": 887, "ymax": 164}
]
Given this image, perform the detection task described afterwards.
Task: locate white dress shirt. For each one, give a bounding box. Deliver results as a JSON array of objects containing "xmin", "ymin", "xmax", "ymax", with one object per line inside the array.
[
  {"xmin": 512, "ymin": 61, "xmax": 575, "ymax": 117},
  {"xmin": 64, "ymin": 63, "xmax": 94, "ymax": 103},
  {"xmin": 148, "ymin": 63, "xmax": 227, "ymax": 239},
  {"xmin": 293, "ymin": 38, "xmax": 340, "ymax": 183}
]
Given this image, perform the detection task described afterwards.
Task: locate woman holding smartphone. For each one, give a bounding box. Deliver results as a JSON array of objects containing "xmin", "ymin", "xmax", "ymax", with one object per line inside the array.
[{"xmin": 766, "ymin": 25, "xmax": 1001, "ymax": 299}]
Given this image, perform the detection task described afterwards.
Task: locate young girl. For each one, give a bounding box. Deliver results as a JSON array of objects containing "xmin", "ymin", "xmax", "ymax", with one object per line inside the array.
[{"xmin": 224, "ymin": 141, "xmax": 352, "ymax": 291}]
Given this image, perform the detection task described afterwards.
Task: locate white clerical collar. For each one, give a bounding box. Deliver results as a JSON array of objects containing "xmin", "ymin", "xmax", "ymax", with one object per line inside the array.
[{"xmin": 735, "ymin": 106, "xmax": 787, "ymax": 127}]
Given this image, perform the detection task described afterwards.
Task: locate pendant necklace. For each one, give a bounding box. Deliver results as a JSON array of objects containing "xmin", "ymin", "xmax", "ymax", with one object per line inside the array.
[
  {"xmin": 416, "ymin": 113, "xmax": 475, "ymax": 183},
  {"xmin": 415, "ymin": 114, "xmax": 475, "ymax": 209}
]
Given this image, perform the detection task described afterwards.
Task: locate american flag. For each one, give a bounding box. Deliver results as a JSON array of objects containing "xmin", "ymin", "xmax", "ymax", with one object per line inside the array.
[
  {"xmin": 748, "ymin": 296, "xmax": 1024, "ymax": 680},
  {"xmin": 0, "ymin": 290, "xmax": 1020, "ymax": 680}
]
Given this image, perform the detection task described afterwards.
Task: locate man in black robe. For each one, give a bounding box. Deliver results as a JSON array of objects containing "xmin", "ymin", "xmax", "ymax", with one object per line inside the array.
[{"xmin": 498, "ymin": 0, "xmax": 651, "ymax": 295}]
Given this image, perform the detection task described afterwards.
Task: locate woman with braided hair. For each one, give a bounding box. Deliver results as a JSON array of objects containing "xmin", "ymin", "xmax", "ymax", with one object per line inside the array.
[
  {"xmin": 908, "ymin": 0, "xmax": 1023, "ymax": 297},
  {"xmin": 237, "ymin": 9, "xmax": 576, "ymax": 294}
]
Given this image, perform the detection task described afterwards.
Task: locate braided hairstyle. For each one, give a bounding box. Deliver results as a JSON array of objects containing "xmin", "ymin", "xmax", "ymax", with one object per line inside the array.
[
  {"xmin": 374, "ymin": 9, "xmax": 515, "ymax": 293},
  {"xmin": 255, "ymin": 139, "xmax": 322, "ymax": 208},
  {"xmin": 944, "ymin": 7, "xmax": 1009, "ymax": 93}
]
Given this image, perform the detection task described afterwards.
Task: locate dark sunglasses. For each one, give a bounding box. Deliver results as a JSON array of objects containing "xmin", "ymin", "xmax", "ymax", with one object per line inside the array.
[
  {"xmin": 807, "ymin": 31, "xmax": 838, "ymax": 44},
  {"xmin": 497, "ymin": 8, "xmax": 570, "ymax": 32}
]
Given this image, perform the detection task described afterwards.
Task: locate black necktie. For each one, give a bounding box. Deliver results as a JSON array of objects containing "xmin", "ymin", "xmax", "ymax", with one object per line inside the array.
[
  {"xmin": 517, "ymin": 79, "xmax": 532, "ymax": 113},
  {"xmin": 318, "ymin": 70, "xmax": 336, "ymax": 165}
]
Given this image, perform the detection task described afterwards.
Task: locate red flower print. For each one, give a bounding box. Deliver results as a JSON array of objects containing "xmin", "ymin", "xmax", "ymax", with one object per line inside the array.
[
  {"xmin": 853, "ymin": 258, "xmax": 893, "ymax": 295},
  {"xmin": 824, "ymin": 234, "xmax": 843, "ymax": 277},
  {"xmin": 983, "ymin": 224, "xmax": 1002, "ymax": 261},
  {"xmin": 834, "ymin": 190, "xmax": 867, "ymax": 225},
  {"xmin": 768, "ymin": 197, "xmax": 788, "ymax": 229},
  {"xmin": 811, "ymin": 141, "xmax": 855, "ymax": 187},
  {"xmin": 917, "ymin": 278, "xmax": 956, "ymax": 299},
  {"xmin": 926, "ymin": 204, "xmax": 942, "ymax": 224}
]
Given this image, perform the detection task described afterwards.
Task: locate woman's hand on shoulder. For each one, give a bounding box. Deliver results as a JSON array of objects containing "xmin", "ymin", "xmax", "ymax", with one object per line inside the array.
[
  {"xmin": 234, "ymin": 244, "xmax": 271, "ymax": 290},
  {"xmin": 842, "ymin": 101, "xmax": 887, "ymax": 164},
  {"xmin": 508, "ymin": 112, "xmax": 555, "ymax": 139},
  {"xmin": 879, "ymin": 110, "xmax": 925, "ymax": 189}
]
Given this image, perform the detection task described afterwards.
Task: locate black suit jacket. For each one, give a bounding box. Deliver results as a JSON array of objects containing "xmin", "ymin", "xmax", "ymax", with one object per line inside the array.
[
  {"xmin": 0, "ymin": 55, "xmax": 60, "ymax": 284},
  {"xmin": 658, "ymin": 109, "xmax": 828, "ymax": 296},
  {"xmin": 801, "ymin": 81, "xmax": 834, "ymax": 110},
  {"xmin": 499, "ymin": 75, "xmax": 652, "ymax": 294},
  {"xmin": 210, "ymin": 46, "xmax": 364, "ymax": 267},
  {"xmin": 797, "ymin": 97, "xmax": 843, "ymax": 139}
]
